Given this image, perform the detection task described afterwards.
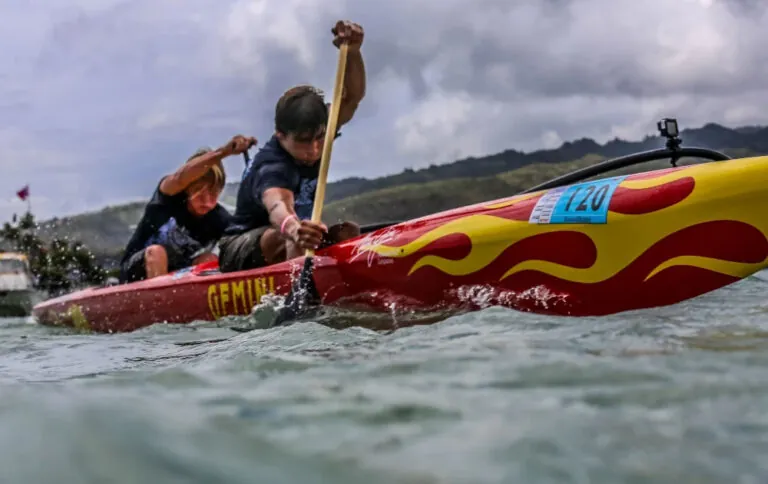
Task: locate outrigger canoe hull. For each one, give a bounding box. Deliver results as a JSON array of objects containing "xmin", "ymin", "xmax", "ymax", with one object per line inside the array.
[{"xmin": 33, "ymin": 154, "xmax": 768, "ymax": 333}]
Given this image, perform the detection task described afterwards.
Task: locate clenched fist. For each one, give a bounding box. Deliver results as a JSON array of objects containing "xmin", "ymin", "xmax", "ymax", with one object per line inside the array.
[{"xmin": 332, "ymin": 20, "xmax": 364, "ymax": 50}]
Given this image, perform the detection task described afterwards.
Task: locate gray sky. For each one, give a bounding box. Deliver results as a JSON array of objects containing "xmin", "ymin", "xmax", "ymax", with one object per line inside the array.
[{"xmin": 1, "ymin": 0, "xmax": 766, "ymax": 220}]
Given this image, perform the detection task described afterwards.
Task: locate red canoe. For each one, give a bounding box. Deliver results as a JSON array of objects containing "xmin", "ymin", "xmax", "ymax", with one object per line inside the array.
[{"xmin": 32, "ymin": 120, "xmax": 768, "ymax": 332}]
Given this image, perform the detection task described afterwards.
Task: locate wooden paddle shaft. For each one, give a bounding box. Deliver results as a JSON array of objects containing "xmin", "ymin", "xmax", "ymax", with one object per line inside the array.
[{"xmin": 306, "ymin": 42, "xmax": 349, "ymax": 257}]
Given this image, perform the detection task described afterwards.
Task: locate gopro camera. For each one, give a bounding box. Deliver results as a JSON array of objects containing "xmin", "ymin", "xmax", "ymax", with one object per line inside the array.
[{"xmin": 657, "ymin": 118, "xmax": 679, "ymax": 138}]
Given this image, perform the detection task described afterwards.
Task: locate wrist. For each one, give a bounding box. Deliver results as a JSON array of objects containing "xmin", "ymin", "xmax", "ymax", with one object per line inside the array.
[{"xmin": 280, "ymin": 214, "xmax": 299, "ymax": 239}]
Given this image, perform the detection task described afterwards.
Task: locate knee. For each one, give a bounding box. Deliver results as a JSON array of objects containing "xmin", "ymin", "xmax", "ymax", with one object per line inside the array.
[
  {"xmin": 343, "ymin": 221, "xmax": 361, "ymax": 238},
  {"xmin": 329, "ymin": 221, "xmax": 361, "ymax": 242},
  {"xmin": 144, "ymin": 245, "xmax": 168, "ymax": 265},
  {"xmin": 261, "ymin": 228, "xmax": 287, "ymax": 265}
]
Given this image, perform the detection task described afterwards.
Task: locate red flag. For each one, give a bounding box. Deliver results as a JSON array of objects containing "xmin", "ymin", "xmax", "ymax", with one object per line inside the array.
[{"xmin": 16, "ymin": 185, "xmax": 29, "ymax": 201}]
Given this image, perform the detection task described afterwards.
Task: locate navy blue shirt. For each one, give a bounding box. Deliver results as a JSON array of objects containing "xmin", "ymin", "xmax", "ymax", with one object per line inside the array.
[
  {"xmin": 226, "ymin": 135, "xmax": 322, "ymax": 235},
  {"xmin": 120, "ymin": 179, "xmax": 232, "ymax": 266}
]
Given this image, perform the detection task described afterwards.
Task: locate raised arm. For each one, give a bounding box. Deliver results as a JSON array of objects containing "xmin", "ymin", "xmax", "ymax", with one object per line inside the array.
[
  {"xmin": 160, "ymin": 134, "xmax": 256, "ymax": 196},
  {"xmin": 331, "ymin": 21, "xmax": 366, "ymax": 127}
]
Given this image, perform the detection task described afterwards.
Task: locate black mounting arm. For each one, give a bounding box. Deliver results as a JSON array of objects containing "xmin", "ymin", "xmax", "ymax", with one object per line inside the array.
[{"xmin": 658, "ymin": 118, "xmax": 683, "ymax": 166}]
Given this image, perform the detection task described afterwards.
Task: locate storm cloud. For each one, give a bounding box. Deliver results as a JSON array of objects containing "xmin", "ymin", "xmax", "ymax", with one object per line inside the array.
[{"xmin": 0, "ymin": 0, "xmax": 766, "ymax": 220}]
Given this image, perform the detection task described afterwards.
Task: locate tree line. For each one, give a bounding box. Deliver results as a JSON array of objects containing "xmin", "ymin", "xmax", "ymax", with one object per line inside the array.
[{"xmin": 0, "ymin": 211, "xmax": 109, "ymax": 296}]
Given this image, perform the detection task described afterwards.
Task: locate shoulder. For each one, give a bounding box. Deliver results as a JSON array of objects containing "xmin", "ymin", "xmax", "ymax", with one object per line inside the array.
[
  {"xmin": 255, "ymin": 135, "xmax": 288, "ymax": 161},
  {"xmin": 150, "ymin": 176, "xmax": 184, "ymax": 205},
  {"xmin": 253, "ymin": 139, "xmax": 299, "ymax": 179},
  {"xmin": 253, "ymin": 162, "xmax": 300, "ymax": 193},
  {"xmin": 248, "ymin": 137, "xmax": 295, "ymax": 175}
]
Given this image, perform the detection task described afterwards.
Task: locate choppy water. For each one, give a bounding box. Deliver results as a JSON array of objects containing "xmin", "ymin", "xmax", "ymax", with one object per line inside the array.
[{"xmin": 3, "ymin": 275, "xmax": 768, "ymax": 483}]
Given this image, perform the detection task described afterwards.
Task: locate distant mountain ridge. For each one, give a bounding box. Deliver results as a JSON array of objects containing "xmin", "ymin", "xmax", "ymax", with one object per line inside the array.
[
  {"xmin": 220, "ymin": 122, "xmax": 768, "ymax": 204},
  {"xmin": 33, "ymin": 121, "xmax": 768, "ymax": 264}
]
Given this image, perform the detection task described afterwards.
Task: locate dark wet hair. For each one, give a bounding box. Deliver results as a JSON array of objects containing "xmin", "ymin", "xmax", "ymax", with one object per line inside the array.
[{"xmin": 274, "ymin": 85, "xmax": 328, "ymax": 138}]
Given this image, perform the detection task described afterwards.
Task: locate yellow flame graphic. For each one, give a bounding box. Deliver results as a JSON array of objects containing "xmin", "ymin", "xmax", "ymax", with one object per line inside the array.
[
  {"xmin": 357, "ymin": 156, "xmax": 768, "ymax": 283},
  {"xmin": 643, "ymin": 256, "xmax": 763, "ymax": 281},
  {"xmin": 482, "ymin": 192, "xmax": 541, "ymax": 210}
]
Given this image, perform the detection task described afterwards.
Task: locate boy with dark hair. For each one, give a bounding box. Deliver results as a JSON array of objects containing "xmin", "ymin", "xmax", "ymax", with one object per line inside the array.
[
  {"xmin": 119, "ymin": 134, "xmax": 256, "ymax": 283},
  {"xmin": 218, "ymin": 20, "xmax": 366, "ymax": 273}
]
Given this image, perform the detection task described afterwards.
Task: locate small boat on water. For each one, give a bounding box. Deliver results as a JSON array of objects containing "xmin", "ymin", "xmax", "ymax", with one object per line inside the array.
[
  {"xmin": 32, "ymin": 118, "xmax": 768, "ymax": 332},
  {"xmin": 0, "ymin": 253, "xmax": 42, "ymax": 317}
]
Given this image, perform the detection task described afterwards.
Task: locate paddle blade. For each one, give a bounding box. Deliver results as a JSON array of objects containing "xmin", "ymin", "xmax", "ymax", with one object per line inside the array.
[
  {"xmin": 272, "ymin": 257, "xmax": 320, "ymax": 327},
  {"xmin": 230, "ymin": 256, "xmax": 321, "ymax": 333}
]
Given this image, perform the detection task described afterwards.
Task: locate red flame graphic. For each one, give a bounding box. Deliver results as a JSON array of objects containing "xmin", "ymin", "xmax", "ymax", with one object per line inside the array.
[{"xmin": 610, "ymin": 176, "xmax": 695, "ymax": 215}]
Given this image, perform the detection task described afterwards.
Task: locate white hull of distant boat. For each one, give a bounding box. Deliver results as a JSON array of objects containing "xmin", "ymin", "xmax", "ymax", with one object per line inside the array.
[{"xmin": 0, "ymin": 254, "xmax": 43, "ymax": 317}]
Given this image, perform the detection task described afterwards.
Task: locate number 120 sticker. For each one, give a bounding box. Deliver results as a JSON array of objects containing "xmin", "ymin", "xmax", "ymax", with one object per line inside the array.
[{"xmin": 529, "ymin": 176, "xmax": 627, "ymax": 224}]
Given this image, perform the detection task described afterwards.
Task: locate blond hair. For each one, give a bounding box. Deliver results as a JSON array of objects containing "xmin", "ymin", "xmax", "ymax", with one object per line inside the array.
[{"xmin": 186, "ymin": 146, "xmax": 225, "ymax": 192}]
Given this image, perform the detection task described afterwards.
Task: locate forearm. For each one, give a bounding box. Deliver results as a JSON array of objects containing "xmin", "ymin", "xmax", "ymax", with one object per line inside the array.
[
  {"xmin": 161, "ymin": 148, "xmax": 227, "ymax": 195},
  {"xmin": 178, "ymin": 148, "xmax": 227, "ymax": 182},
  {"xmin": 263, "ymin": 189, "xmax": 299, "ymax": 236},
  {"xmin": 338, "ymin": 48, "xmax": 366, "ymax": 126}
]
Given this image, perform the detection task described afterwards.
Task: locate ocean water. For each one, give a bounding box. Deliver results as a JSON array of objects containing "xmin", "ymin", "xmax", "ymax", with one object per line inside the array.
[{"xmin": 2, "ymin": 274, "xmax": 768, "ymax": 483}]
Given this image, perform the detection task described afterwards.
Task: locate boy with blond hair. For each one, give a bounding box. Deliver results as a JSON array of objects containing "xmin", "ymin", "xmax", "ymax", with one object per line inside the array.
[{"xmin": 119, "ymin": 134, "xmax": 256, "ymax": 282}]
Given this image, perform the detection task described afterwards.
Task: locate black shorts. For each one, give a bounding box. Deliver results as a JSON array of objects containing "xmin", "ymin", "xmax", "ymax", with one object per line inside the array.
[{"xmin": 218, "ymin": 226, "xmax": 270, "ymax": 273}]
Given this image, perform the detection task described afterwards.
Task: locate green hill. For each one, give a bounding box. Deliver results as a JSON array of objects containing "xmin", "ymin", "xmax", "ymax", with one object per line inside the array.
[
  {"xmin": 32, "ymin": 122, "xmax": 768, "ymax": 264},
  {"xmin": 35, "ymin": 201, "xmax": 147, "ymax": 267}
]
